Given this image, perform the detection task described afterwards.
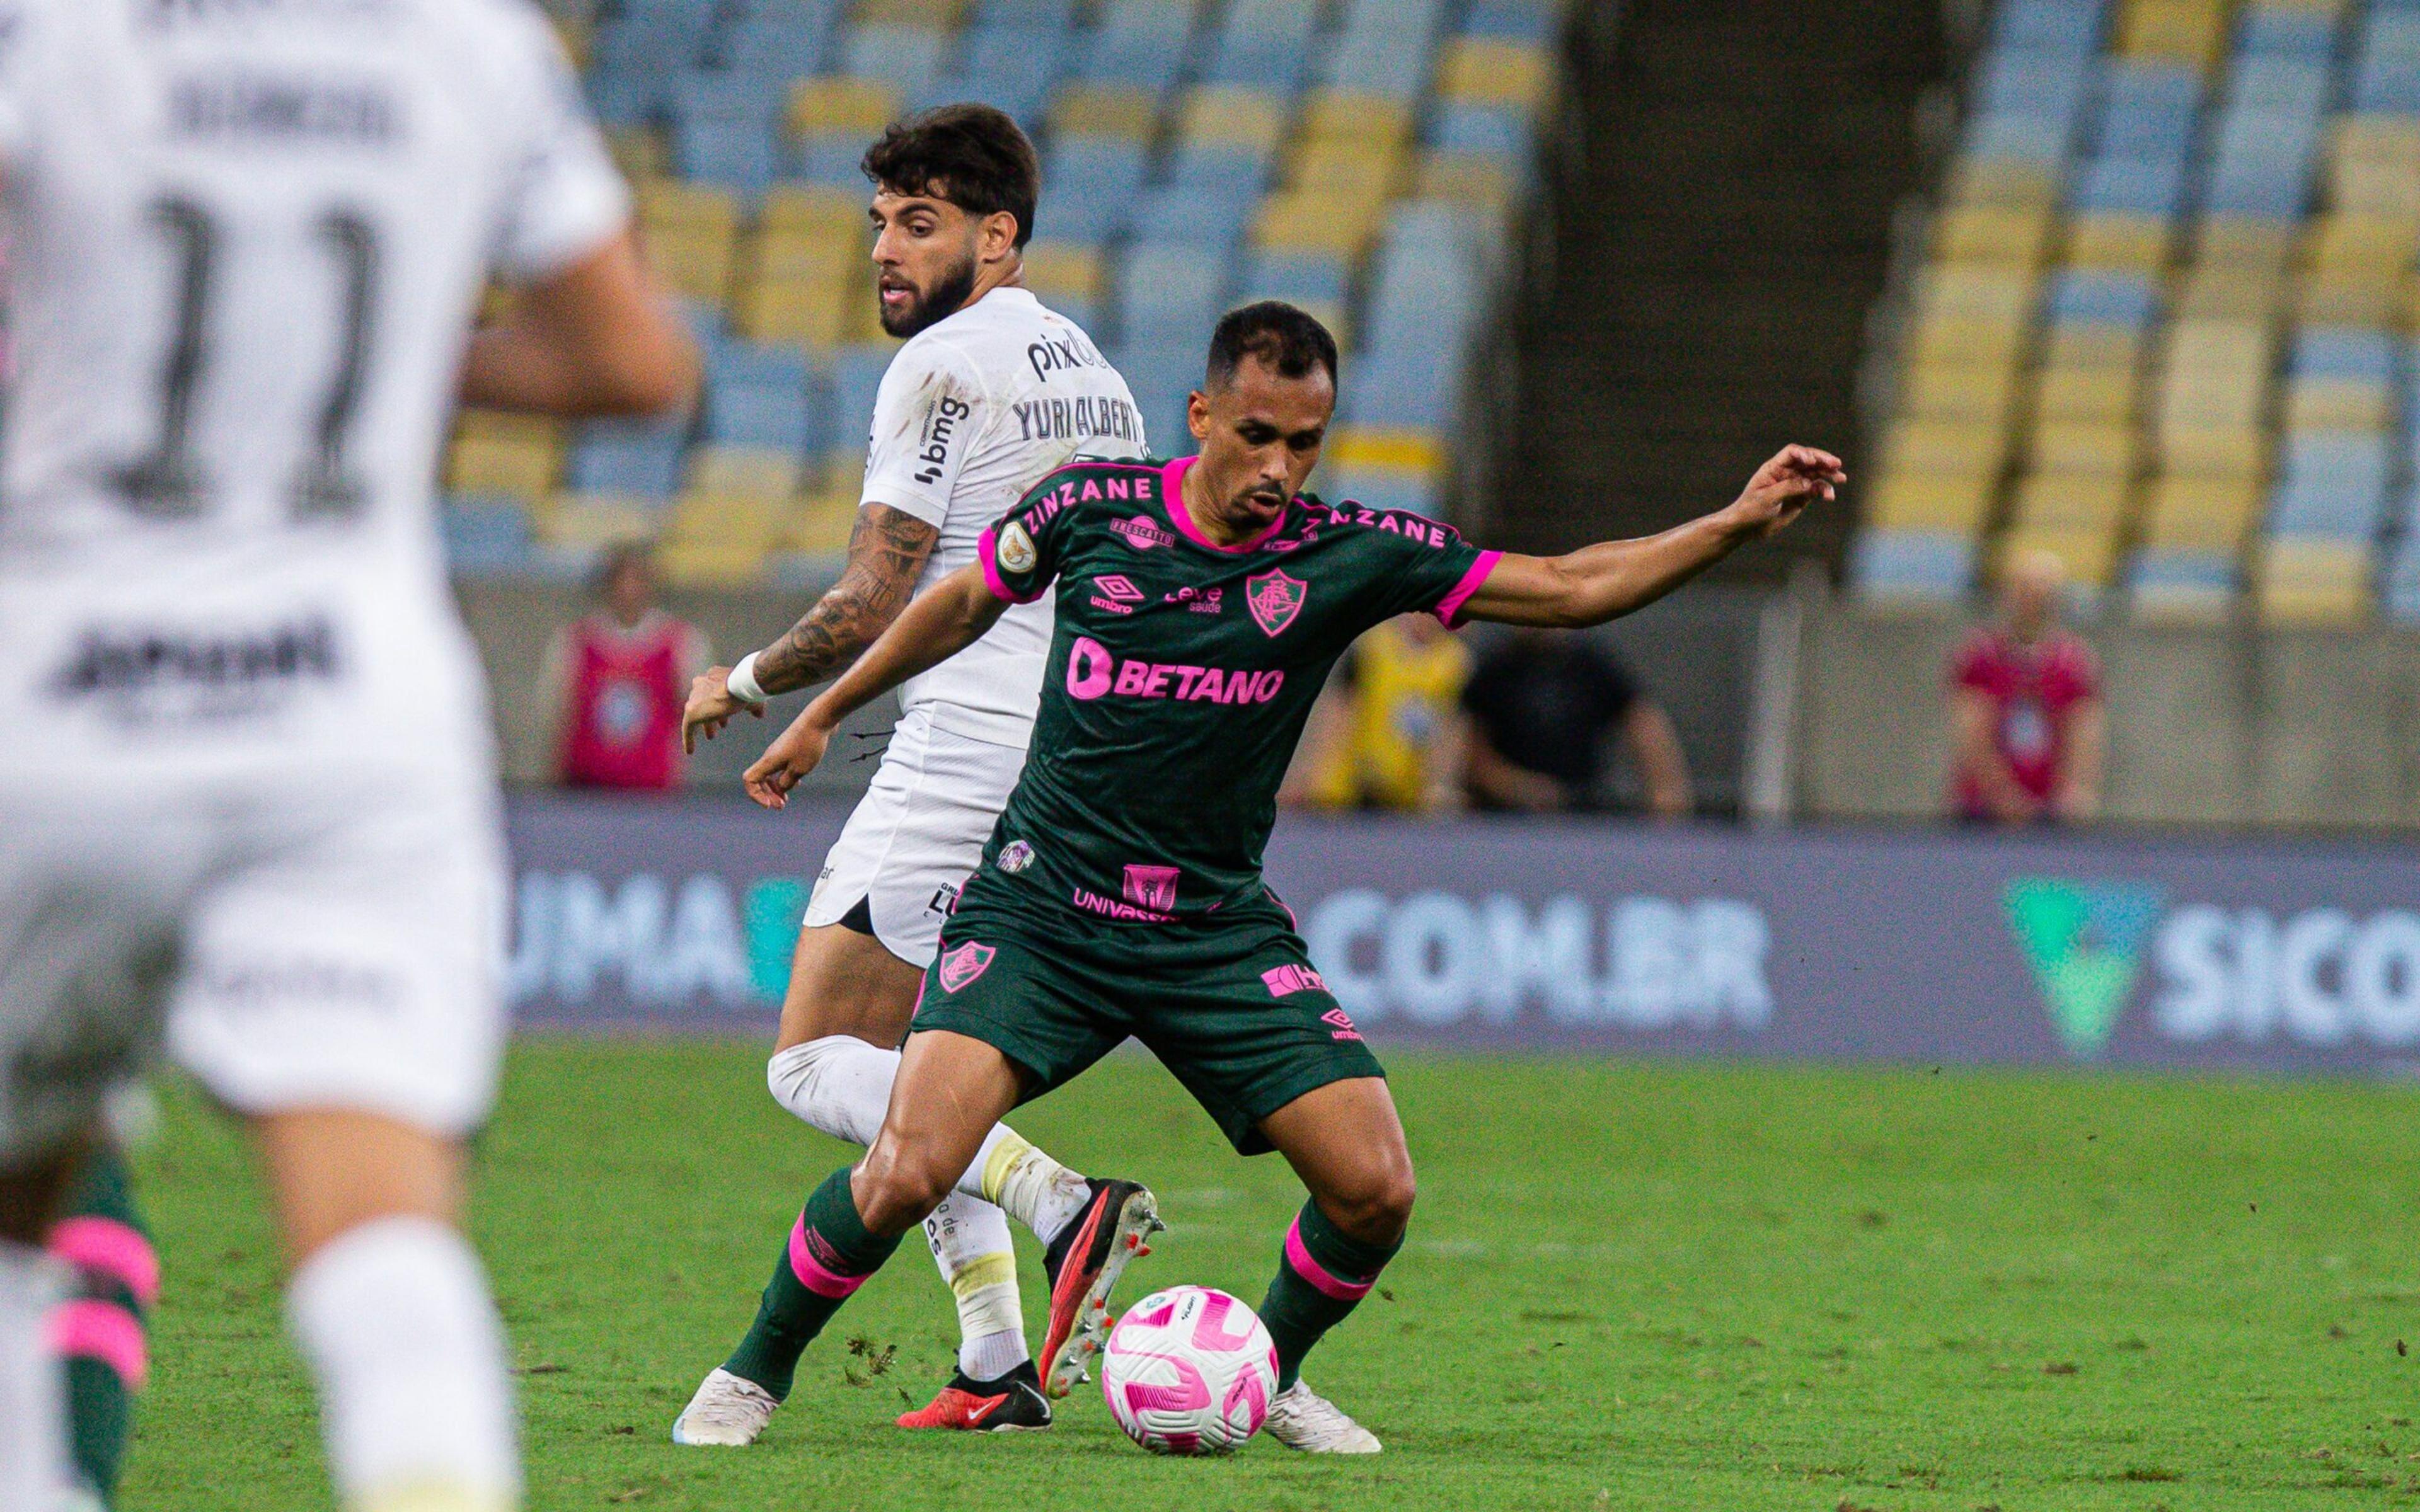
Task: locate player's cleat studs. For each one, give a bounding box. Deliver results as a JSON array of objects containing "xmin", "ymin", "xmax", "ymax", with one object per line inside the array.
[{"xmin": 1039, "ymin": 1181, "xmax": 1168, "ymax": 1399}]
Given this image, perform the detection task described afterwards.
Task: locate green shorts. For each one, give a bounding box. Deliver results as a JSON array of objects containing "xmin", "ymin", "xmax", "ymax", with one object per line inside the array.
[{"xmin": 909, "ymin": 871, "xmax": 1384, "ymax": 1155}]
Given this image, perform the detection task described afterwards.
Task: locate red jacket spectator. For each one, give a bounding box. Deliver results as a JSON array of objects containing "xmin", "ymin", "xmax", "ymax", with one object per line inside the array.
[
  {"xmin": 1948, "ymin": 551, "xmax": 2106, "ymax": 824},
  {"xmin": 542, "ymin": 546, "xmax": 711, "ymax": 791}
]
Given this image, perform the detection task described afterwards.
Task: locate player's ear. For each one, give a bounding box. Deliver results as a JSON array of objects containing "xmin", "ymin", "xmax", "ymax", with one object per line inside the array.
[
  {"xmin": 1187, "ymin": 389, "xmax": 1211, "ymax": 444},
  {"xmin": 982, "ymin": 210, "xmax": 1020, "ymax": 265}
]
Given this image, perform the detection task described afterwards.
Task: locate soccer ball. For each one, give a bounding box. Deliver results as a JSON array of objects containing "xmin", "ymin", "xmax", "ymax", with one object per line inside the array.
[{"xmin": 1099, "ymin": 1285, "xmax": 1280, "ymax": 1455}]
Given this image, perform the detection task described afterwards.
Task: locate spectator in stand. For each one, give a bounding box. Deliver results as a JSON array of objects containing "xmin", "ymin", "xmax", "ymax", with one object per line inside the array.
[
  {"xmin": 542, "ymin": 542, "xmax": 713, "ymax": 791},
  {"xmin": 1284, "ymin": 613, "xmax": 1473, "ymax": 812},
  {"xmin": 1459, "ymin": 628, "xmax": 1693, "ymax": 818},
  {"xmin": 1948, "ymin": 549, "xmax": 2106, "ymax": 825}
]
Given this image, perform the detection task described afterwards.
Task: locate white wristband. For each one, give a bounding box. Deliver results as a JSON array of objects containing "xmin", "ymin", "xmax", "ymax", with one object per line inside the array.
[{"xmin": 727, "ymin": 651, "xmax": 768, "ymax": 705}]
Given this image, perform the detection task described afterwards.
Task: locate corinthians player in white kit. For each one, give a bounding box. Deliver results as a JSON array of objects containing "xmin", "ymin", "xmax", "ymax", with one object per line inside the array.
[
  {"xmin": 0, "ymin": 0, "xmax": 698, "ymax": 1506},
  {"xmin": 675, "ymin": 106, "xmax": 1163, "ymax": 1444}
]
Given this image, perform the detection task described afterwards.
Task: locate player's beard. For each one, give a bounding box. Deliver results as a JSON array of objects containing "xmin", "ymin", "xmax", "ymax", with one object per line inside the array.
[{"xmin": 880, "ymin": 250, "xmax": 981, "ymax": 340}]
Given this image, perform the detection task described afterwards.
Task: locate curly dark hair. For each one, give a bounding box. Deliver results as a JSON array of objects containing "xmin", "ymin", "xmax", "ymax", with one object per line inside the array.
[{"xmin": 861, "ymin": 104, "xmax": 1041, "ymax": 249}]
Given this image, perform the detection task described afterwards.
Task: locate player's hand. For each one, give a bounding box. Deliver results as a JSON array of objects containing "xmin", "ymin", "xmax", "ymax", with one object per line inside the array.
[
  {"xmin": 683, "ymin": 667, "xmax": 763, "ymax": 755},
  {"xmin": 1726, "ymin": 445, "xmax": 1847, "ymax": 541},
  {"xmin": 742, "ymin": 710, "xmax": 831, "ymax": 810}
]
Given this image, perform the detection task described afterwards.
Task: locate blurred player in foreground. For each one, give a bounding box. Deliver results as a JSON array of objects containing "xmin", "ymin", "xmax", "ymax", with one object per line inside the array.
[
  {"xmin": 734, "ymin": 302, "xmax": 1843, "ymax": 1452},
  {"xmin": 0, "ymin": 1, "xmax": 696, "ymax": 1506},
  {"xmin": 674, "ymin": 105, "xmax": 1156, "ymax": 1443}
]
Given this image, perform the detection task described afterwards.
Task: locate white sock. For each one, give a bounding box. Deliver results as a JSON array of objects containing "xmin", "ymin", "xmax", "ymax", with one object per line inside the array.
[
  {"xmin": 768, "ymin": 1037, "xmax": 1086, "ymax": 1240},
  {"xmin": 921, "ymin": 1196, "xmax": 1028, "ymax": 1381},
  {"xmin": 287, "ymin": 1217, "xmax": 520, "ymax": 1512},
  {"xmin": 0, "ymin": 1241, "xmax": 66, "ymax": 1512}
]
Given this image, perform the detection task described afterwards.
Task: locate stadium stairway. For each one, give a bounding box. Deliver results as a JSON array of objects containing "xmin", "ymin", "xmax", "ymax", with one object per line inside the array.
[{"xmin": 1492, "ymin": 0, "xmax": 1944, "ymax": 577}]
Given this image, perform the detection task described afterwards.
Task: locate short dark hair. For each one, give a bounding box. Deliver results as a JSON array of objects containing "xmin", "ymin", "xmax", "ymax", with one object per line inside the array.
[
  {"xmin": 1206, "ymin": 301, "xmax": 1340, "ymax": 391},
  {"xmin": 861, "ymin": 104, "xmax": 1041, "ymax": 249}
]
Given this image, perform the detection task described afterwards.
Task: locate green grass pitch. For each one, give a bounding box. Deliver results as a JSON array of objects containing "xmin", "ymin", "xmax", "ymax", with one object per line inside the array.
[{"xmin": 121, "ymin": 1040, "xmax": 2420, "ymax": 1511}]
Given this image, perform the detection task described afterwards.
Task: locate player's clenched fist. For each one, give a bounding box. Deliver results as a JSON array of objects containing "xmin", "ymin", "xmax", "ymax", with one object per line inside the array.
[
  {"xmin": 1726, "ymin": 445, "xmax": 1848, "ymax": 541},
  {"xmin": 742, "ymin": 711, "xmax": 833, "ymax": 810},
  {"xmin": 683, "ymin": 667, "xmax": 763, "ymax": 755}
]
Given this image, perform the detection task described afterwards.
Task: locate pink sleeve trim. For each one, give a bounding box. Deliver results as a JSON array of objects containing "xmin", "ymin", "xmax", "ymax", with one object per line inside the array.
[
  {"xmin": 1282, "ymin": 1217, "xmax": 1376, "ymax": 1302},
  {"xmin": 1434, "ymin": 550, "xmax": 1504, "ymax": 629},
  {"xmin": 49, "ymin": 1300, "xmax": 148, "ymax": 1389},
  {"xmin": 788, "ymin": 1217, "xmax": 873, "ymax": 1301},
  {"xmin": 976, "ymin": 526, "xmax": 1044, "ymax": 605},
  {"xmin": 47, "ymin": 1217, "xmax": 160, "ymax": 1307}
]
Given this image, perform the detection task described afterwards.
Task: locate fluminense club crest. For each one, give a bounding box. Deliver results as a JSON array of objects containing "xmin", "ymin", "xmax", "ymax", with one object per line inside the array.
[
  {"xmin": 1245, "ymin": 570, "xmax": 1306, "ymax": 637},
  {"xmin": 938, "ymin": 940, "xmax": 996, "ymax": 994}
]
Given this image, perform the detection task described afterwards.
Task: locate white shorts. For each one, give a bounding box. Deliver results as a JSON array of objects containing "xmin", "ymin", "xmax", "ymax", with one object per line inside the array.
[
  {"xmin": 0, "ymin": 767, "xmax": 507, "ymax": 1163},
  {"xmin": 803, "ymin": 707, "xmax": 1028, "ymax": 968}
]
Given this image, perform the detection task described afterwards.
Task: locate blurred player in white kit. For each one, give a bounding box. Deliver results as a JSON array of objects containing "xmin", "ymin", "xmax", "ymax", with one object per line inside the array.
[{"xmin": 0, "ymin": 1, "xmax": 696, "ymax": 1506}]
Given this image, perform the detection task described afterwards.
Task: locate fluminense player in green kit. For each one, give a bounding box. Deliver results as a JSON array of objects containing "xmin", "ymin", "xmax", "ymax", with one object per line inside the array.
[{"xmin": 715, "ymin": 301, "xmax": 1845, "ymax": 1452}]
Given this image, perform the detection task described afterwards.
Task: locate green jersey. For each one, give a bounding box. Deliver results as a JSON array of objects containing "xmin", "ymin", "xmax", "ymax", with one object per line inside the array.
[{"xmin": 973, "ymin": 454, "xmax": 1499, "ymax": 920}]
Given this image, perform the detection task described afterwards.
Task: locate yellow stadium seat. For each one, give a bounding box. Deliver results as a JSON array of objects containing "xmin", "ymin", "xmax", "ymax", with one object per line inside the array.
[
  {"xmin": 2257, "ymin": 539, "xmax": 2371, "ymax": 624},
  {"xmin": 2000, "ymin": 525, "xmax": 2121, "ymax": 587},
  {"xmin": 2195, "ymin": 215, "xmax": 2298, "ymax": 273},
  {"xmin": 2306, "ymin": 214, "xmax": 2420, "ymax": 282},
  {"xmin": 1912, "ymin": 263, "xmax": 2038, "ymax": 322},
  {"xmin": 2155, "ymin": 423, "xmax": 2269, "ymax": 478},
  {"xmin": 2012, "ymin": 472, "xmax": 2131, "ymax": 531},
  {"xmin": 788, "ymin": 77, "xmax": 902, "ymax": 140},
  {"xmin": 447, "ymin": 435, "xmax": 560, "ymax": 503},
  {"xmin": 2141, "ymin": 474, "xmax": 2264, "ymax": 551},
  {"xmin": 669, "ymin": 490, "xmax": 785, "ymax": 546},
  {"xmin": 1436, "ymin": 39, "xmax": 1553, "ymax": 115},
  {"xmin": 2036, "ymin": 365, "xmax": 2140, "ymax": 424},
  {"xmin": 1022, "ymin": 242, "xmax": 1105, "ymax": 306},
  {"xmin": 845, "ymin": 292, "xmax": 898, "ymax": 347},
  {"xmin": 1933, "ymin": 203, "xmax": 2056, "ymax": 266},
  {"xmin": 658, "ymin": 539, "xmax": 773, "ymax": 587},
  {"xmin": 455, "ymin": 411, "xmax": 562, "ymax": 448},
  {"xmin": 1864, "ymin": 471, "xmax": 1996, "ymax": 534},
  {"xmin": 641, "ymin": 224, "xmax": 739, "ymax": 306},
  {"xmin": 1903, "ymin": 358, "xmax": 2024, "ymax": 425},
  {"xmin": 853, "ymin": 0, "xmax": 967, "ymax": 25},
  {"xmin": 543, "ymin": 494, "xmax": 661, "ymax": 549},
  {"xmin": 1881, "ymin": 416, "xmax": 2010, "ymax": 478},
  {"xmin": 2029, "ymin": 421, "xmax": 2138, "ymax": 477},
  {"xmin": 760, "ymin": 183, "xmax": 865, "ymax": 238},
  {"xmin": 1943, "ymin": 155, "xmax": 2060, "ymax": 209},
  {"xmin": 2297, "ymin": 279, "xmax": 2403, "ymax": 327},
  {"xmin": 638, "ymin": 180, "xmax": 740, "ymax": 235},
  {"xmin": 732, "ymin": 276, "xmax": 855, "ymax": 349},
  {"xmin": 749, "ymin": 224, "xmax": 863, "ymax": 285},
  {"xmin": 1328, "ymin": 430, "xmax": 1444, "ymax": 476},
  {"xmin": 2040, "ymin": 323, "xmax": 2145, "ymax": 373},
  {"xmin": 1253, "ymin": 188, "xmax": 1388, "ymax": 261},
  {"xmin": 1178, "ymin": 87, "xmax": 1288, "ymax": 154},
  {"xmin": 783, "ymin": 490, "xmax": 861, "ymax": 556},
  {"xmin": 1051, "ymin": 86, "xmax": 1158, "ymax": 142},
  {"xmin": 1414, "ymin": 152, "xmax": 1516, "ymax": 217},
  {"xmin": 2065, "ymin": 212, "xmax": 2174, "ymax": 272},
  {"xmin": 2119, "ymin": 0, "xmax": 2230, "ymax": 69},
  {"xmin": 1291, "ymin": 137, "xmax": 1407, "ymax": 195},
  {"xmin": 2285, "ymin": 377, "xmax": 2394, "ymax": 433},
  {"xmin": 688, "ymin": 447, "xmax": 800, "ymax": 501},
  {"xmin": 2334, "ymin": 113, "xmax": 2420, "ymax": 168},
  {"xmin": 1905, "ymin": 319, "xmax": 2027, "ymax": 375},
  {"xmin": 1299, "ymin": 91, "xmax": 1414, "ymax": 150},
  {"xmin": 2174, "ymin": 262, "xmax": 2286, "ymax": 319}
]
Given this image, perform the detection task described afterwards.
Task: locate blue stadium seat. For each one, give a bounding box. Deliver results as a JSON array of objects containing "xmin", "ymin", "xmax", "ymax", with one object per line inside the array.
[
  {"xmin": 2291, "ymin": 328, "xmax": 2397, "ymax": 382},
  {"xmin": 443, "ymin": 498, "xmax": 536, "ymax": 577},
  {"xmin": 831, "ymin": 346, "xmax": 895, "ymax": 452},
  {"xmin": 977, "ymin": 0, "xmax": 1080, "ymax": 25},
  {"xmin": 1462, "ymin": 0, "xmax": 1562, "ymax": 44},
  {"xmin": 2380, "ymin": 533, "xmax": 2420, "ymax": 624},
  {"xmin": 2070, "ymin": 154, "xmax": 2187, "ymax": 215},
  {"xmin": 1342, "ymin": 0, "xmax": 1448, "ymax": 33},
  {"xmin": 1431, "ymin": 104, "xmax": 1532, "ymax": 159},
  {"xmin": 1080, "ymin": 3, "xmax": 1197, "ymax": 91},
  {"xmin": 1992, "ymin": 0, "xmax": 2107, "ymax": 56},
  {"xmin": 568, "ymin": 419, "xmax": 693, "ymax": 500},
  {"xmin": 923, "ymin": 25, "xmax": 1071, "ymax": 124},
  {"xmin": 1036, "ymin": 137, "xmax": 1148, "ymax": 243},
  {"xmin": 1342, "ymin": 351, "xmax": 1451, "ymax": 429},
  {"xmin": 2046, "ymin": 270, "xmax": 2159, "ymax": 328},
  {"xmin": 1107, "ymin": 340, "xmax": 1203, "ymax": 454},
  {"xmin": 1324, "ymin": 26, "xmax": 1437, "ymax": 97},
  {"xmin": 1166, "ymin": 141, "xmax": 1274, "ymax": 196},
  {"xmin": 708, "ymin": 340, "xmax": 814, "ymax": 396},
  {"xmin": 1850, "ymin": 532, "xmax": 1977, "ymax": 599},
  {"xmin": 676, "ymin": 119, "xmax": 781, "ymax": 196},
  {"xmin": 706, "ymin": 382, "xmax": 817, "ymax": 454},
  {"xmin": 2093, "ymin": 61, "xmax": 2200, "ymax": 158},
  {"xmin": 839, "ymin": 24, "xmax": 948, "ymax": 95},
  {"xmin": 2237, "ymin": 4, "xmax": 2338, "ymax": 59},
  {"xmin": 2270, "ymin": 433, "xmax": 2393, "ymax": 538},
  {"xmin": 1979, "ymin": 50, "xmax": 2094, "ymax": 121},
  {"xmin": 713, "ymin": 1, "xmax": 840, "ymax": 77},
  {"xmin": 1962, "ymin": 110, "xmax": 2078, "ymax": 163},
  {"xmin": 1242, "ymin": 251, "xmax": 1352, "ymax": 307},
  {"xmin": 1116, "ymin": 242, "xmax": 1231, "ymax": 346},
  {"xmin": 1205, "ymin": 0, "xmax": 1320, "ymax": 88},
  {"xmin": 1328, "ymin": 468, "xmax": 1441, "ymax": 516},
  {"xmin": 2126, "ymin": 549, "xmax": 2236, "ymax": 595},
  {"xmin": 2225, "ymin": 57, "xmax": 2330, "ymax": 117},
  {"xmin": 1131, "ymin": 185, "xmax": 1259, "ymax": 248}
]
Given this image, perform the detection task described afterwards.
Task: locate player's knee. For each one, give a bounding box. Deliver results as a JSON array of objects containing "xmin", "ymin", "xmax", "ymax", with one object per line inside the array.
[
  {"xmin": 1322, "ymin": 1160, "xmax": 1417, "ymax": 1246},
  {"xmin": 853, "ymin": 1140, "xmax": 955, "ymax": 1235}
]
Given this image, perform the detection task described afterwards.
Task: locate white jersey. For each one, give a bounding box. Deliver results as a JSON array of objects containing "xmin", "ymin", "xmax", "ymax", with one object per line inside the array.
[
  {"xmin": 0, "ymin": 0, "xmax": 628, "ymax": 783},
  {"xmin": 860, "ymin": 285, "xmax": 1144, "ymax": 749}
]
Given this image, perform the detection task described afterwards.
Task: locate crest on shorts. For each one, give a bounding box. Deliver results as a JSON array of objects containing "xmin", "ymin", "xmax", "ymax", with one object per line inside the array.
[
  {"xmin": 938, "ymin": 941, "xmax": 996, "ymax": 994},
  {"xmin": 1122, "ymin": 864, "xmax": 1181, "ymax": 913},
  {"xmin": 996, "ymin": 840, "xmax": 1035, "ymax": 875},
  {"xmin": 1245, "ymin": 570, "xmax": 1306, "ymax": 637}
]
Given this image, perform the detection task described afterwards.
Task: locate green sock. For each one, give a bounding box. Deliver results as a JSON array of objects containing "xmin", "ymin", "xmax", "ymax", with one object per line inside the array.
[
  {"xmin": 723, "ymin": 1167, "xmax": 902, "ymax": 1400},
  {"xmin": 47, "ymin": 1148, "xmax": 154, "ymax": 1506},
  {"xmin": 1257, "ymin": 1198, "xmax": 1401, "ymax": 1391}
]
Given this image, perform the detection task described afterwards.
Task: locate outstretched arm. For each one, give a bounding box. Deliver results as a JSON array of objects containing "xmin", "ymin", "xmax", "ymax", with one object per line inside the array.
[
  {"xmin": 1458, "ymin": 447, "xmax": 1845, "ymax": 628},
  {"xmin": 740, "ymin": 564, "xmax": 1010, "ymax": 808},
  {"xmin": 682, "ymin": 503, "xmax": 940, "ymax": 753}
]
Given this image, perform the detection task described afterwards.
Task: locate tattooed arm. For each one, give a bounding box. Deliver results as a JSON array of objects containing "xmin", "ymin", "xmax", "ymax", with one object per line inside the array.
[{"xmin": 681, "ymin": 503, "xmax": 940, "ymax": 753}]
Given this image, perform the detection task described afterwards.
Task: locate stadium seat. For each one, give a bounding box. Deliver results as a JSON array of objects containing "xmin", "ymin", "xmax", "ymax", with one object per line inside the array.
[{"xmin": 1852, "ymin": 530, "xmax": 1979, "ymax": 600}]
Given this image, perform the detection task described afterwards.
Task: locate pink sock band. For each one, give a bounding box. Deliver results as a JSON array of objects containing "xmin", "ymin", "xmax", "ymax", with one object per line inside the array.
[
  {"xmin": 788, "ymin": 1216, "xmax": 872, "ymax": 1302},
  {"xmin": 49, "ymin": 1300, "xmax": 148, "ymax": 1389},
  {"xmin": 48, "ymin": 1218, "xmax": 160, "ymax": 1308},
  {"xmin": 1284, "ymin": 1217, "xmax": 1375, "ymax": 1302}
]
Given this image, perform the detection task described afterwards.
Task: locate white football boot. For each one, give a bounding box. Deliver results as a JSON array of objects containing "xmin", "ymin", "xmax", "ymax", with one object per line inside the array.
[
  {"xmin": 671, "ymin": 1367, "xmax": 780, "ymax": 1446},
  {"xmin": 1262, "ymin": 1379, "xmax": 1382, "ymax": 1453}
]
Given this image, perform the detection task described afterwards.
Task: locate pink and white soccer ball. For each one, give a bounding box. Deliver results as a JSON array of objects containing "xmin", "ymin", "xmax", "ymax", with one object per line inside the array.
[{"xmin": 1100, "ymin": 1285, "xmax": 1280, "ymax": 1455}]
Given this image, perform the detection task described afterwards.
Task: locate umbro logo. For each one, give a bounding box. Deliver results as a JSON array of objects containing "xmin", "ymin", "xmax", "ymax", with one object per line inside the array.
[
  {"xmin": 1321, "ymin": 1007, "xmax": 1363, "ymax": 1043},
  {"xmin": 1090, "ymin": 575, "xmax": 1146, "ymax": 615}
]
